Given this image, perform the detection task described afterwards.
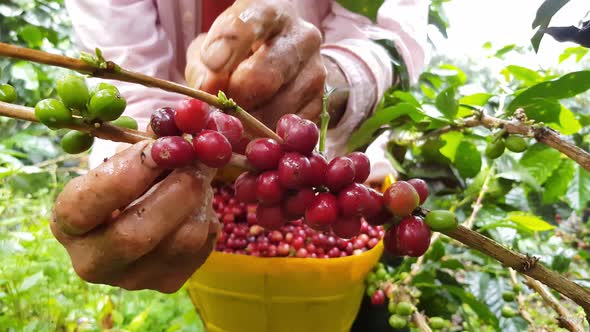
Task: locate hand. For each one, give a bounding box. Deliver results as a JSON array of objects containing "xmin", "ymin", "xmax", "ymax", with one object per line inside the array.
[
  {"xmin": 51, "ymin": 141, "xmax": 219, "ymax": 293},
  {"xmin": 185, "ymin": 0, "xmax": 329, "ymax": 128}
]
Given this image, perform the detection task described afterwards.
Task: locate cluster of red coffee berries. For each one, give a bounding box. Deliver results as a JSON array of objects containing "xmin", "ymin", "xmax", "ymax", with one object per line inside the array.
[
  {"xmin": 146, "ymin": 98, "xmax": 458, "ymax": 254},
  {"xmin": 149, "ymin": 98, "xmax": 246, "ymax": 168},
  {"xmin": 232, "ymin": 113, "xmax": 387, "ymax": 239}
]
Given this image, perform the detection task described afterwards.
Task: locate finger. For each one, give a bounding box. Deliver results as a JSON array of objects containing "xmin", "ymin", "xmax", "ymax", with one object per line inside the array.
[
  {"xmin": 114, "ymin": 232, "xmax": 217, "ymax": 293},
  {"xmin": 103, "ymin": 164, "xmax": 217, "ymax": 263},
  {"xmin": 227, "ymin": 20, "xmax": 322, "ymax": 110},
  {"xmin": 200, "ymin": 0, "xmax": 288, "ymax": 73},
  {"xmin": 53, "ymin": 141, "xmax": 163, "ymax": 236},
  {"xmin": 297, "ymin": 93, "xmax": 323, "ymax": 122},
  {"xmin": 252, "ymin": 54, "xmax": 326, "ymax": 128},
  {"xmin": 186, "ymin": 33, "xmax": 230, "ymax": 94}
]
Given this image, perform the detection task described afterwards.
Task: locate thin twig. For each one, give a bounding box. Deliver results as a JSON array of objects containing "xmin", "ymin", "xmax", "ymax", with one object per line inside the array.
[
  {"xmin": 412, "ymin": 312, "xmax": 433, "ymax": 332},
  {"xmin": 509, "ymin": 269, "xmax": 536, "ymax": 326},
  {"xmin": 523, "ymin": 275, "xmax": 586, "ymax": 332},
  {"xmin": 423, "ymin": 110, "xmax": 590, "ymax": 172},
  {"xmin": 443, "ymin": 226, "xmax": 590, "ymax": 314},
  {"xmin": 0, "ymin": 101, "xmax": 252, "ymax": 170},
  {"xmin": 34, "ymin": 154, "xmax": 84, "ymax": 168},
  {"xmin": 464, "ymin": 167, "xmax": 493, "ymax": 229},
  {"xmin": 0, "ymin": 42, "xmax": 281, "ymax": 142}
]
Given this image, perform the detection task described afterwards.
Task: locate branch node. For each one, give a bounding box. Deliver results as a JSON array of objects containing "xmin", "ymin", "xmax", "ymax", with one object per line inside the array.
[
  {"xmin": 514, "ymin": 108, "xmax": 528, "ymax": 122},
  {"xmin": 520, "ymin": 254, "xmax": 541, "ymax": 272},
  {"xmin": 533, "ymin": 126, "xmax": 552, "ymax": 142}
]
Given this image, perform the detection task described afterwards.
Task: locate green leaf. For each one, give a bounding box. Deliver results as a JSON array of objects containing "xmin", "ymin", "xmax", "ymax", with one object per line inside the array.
[
  {"xmin": 18, "ymin": 25, "xmax": 44, "ymax": 48},
  {"xmin": 543, "ymin": 159, "xmax": 575, "ymax": 204},
  {"xmin": 555, "ymin": 104, "xmax": 582, "ymax": 135},
  {"xmin": 10, "ymin": 61, "xmax": 39, "ymax": 90},
  {"xmin": 428, "ymin": 7, "xmax": 448, "ymax": 38},
  {"xmin": 445, "ymin": 285, "xmax": 500, "ymax": 329},
  {"xmin": 439, "ymin": 131, "xmax": 463, "ymax": 162},
  {"xmin": 494, "ymin": 44, "xmax": 517, "ymax": 58},
  {"xmin": 559, "ymin": 46, "xmax": 589, "ymax": 63},
  {"xmin": 437, "ymin": 64, "xmax": 467, "ymax": 86},
  {"xmin": 460, "ymin": 93, "xmax": 494, "ymax": 106},
  {"xmin": 501, "ymin": 65, "xmax": 542, "ymax": 86},
  {"xmin": 454, "ymin": 141, "xmax": 482, "ymax": 178},
  {"xmin": 566, "ymin": 164, "xmax": 590, "ymax": 211},
  {"xmin": 126, "ymin": 305, "xmax": 152, "ymax": 332},
  {"xmin": 420, "ymin": 83, "xmax": 436, "ymax": 99},
  {"xmin": 19, "ymin": 271, "xmax": 44, "ymax": 292},
  {"xmin": 512, "ymin": 99, "xmax": 581, "ymax": 134},
  {"xmin": 532, "ymin": 0, "xmax": 570, "ymax": 28},
  {"xmin": 508, "ymin": 71, "xmax": 590, "ymax": 113},
  {"xmin": 505, "ymin": 211, "xmax": 554, "ymax": 231},
  {"xmin": 531, "ymin": 0, "xmax": 570, "ymax": 51},
  {"xmin": 435, "ymin": 87, "xmax": 458, "ymax": 119},
  {"xmin": 348, "ymin": 103, "xmax": 421, "ymax": 151},
  {"xmin": 392, "ymin": 91, "xmax": 421, "ymax": 107},
  {"xmin": 335, "ymin": 0, "xmax": 384, "ymax": 22},
  {"xmin": 426, "ymin": 240, "xmax": 445, "ymax": 261},
  {"xmin": 552, "ymin": 255, "xmax": 571, "ymax": 273},
  {"xmin": 420, "ymin": 72, "xmax": 445, "ymax": 89},
  {"xmin": 440, "ymin": 259, "xmax": 464, "ymax": 270},
  {"xmin": 519, "ymin": 143, "xmax": 562, "ymax": 184}
]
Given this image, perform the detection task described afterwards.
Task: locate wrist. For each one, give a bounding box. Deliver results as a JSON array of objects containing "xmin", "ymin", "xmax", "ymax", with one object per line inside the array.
[{"xmin": 322, "ymin": 55, "xmax": 349, "ymax": 128}]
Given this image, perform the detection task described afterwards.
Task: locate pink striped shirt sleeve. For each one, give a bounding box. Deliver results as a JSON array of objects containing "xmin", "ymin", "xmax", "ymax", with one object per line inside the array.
[{"xmin": 318, "ymin": 0, "xmax": 429, "ymax": 181}]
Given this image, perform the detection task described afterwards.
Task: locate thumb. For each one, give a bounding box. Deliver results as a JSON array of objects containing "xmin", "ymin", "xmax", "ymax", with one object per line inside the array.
[{"xmin": 199, "ymin": 0, "xmax": 287, "ymax": 73}]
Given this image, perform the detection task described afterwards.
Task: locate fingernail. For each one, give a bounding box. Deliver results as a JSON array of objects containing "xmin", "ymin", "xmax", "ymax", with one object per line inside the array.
[
  {"xmin": 202, "ymin": 39, "xmax": 232, "ymax": 71},
  {"xmin": 193, "ymin": 72, "xmax": 206, "ymax": 89}
]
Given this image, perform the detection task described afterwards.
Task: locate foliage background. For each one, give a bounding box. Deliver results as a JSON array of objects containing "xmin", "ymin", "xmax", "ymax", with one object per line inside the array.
[{"xmin": 1, "ymin": 0, "xmax": 590, "ymax": 331}]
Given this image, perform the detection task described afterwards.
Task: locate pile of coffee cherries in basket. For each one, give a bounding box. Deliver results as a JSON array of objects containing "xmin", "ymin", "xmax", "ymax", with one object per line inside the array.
[
  {"xmin": 211, "ymin": 183, "xmax": 384, "ymax": 258},
  {"xmin": 146, "ymin": 97, "xmax": 459, "ymax": 257}
]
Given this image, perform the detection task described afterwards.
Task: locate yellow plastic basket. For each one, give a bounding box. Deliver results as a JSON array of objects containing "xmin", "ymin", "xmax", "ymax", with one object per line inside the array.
[{"xmin": 186, "ymin": 241, "xmax": 383, "ymax": 332}]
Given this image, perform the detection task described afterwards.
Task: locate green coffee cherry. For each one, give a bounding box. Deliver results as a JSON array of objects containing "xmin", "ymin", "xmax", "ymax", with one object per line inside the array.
[
  {"xmin": 366, "ymin": 272, "xmax": 377, "ymax": 284},
  {"xmin": 388, "ymin": 300, "xmax": 397, "ymax": 314},
  {"xmin": 376, "ymin": 268, "xmax": 388, "ymax": 280},
  {"xmin": 110, "ymin": 116, "xmax": 138, "ymax": 130},
  {"xmin": 501, "ymin": 305, "xmax": 517, "ymax": 318},
  {"xmin": 87, "ymin": 89, "xmax": 126, "ymax": 121},
  {"xmin": 35, "ymin": 99, "xmax": 73, "ymax": 127},
  {"xmin": 56, "ymin": 74, "xmax": 90, "ymax": 110},
  {"xmin": 61, "ymin": 131, "xmax": 94, "ymax": 154},
  {"xmin": 425, "ymin": 210, "xmax": 458, "ymax": 232},
  {"xmin": 485, "ymin": 139, "xmax": 505, "ymax": 159},
  {"xmin": 388, "ymin": 315, "xmax": 407, "ymax": 329},
  {"xmin": 395, "ymin": 301, "xmax": 414, "ymax": 316},
  {"xmin": 429, "ymin": 317, "xmax": 446, "ymax": 329},
  {"xmin": 0, "ymin": 84, "xmax": 17, "ymax": 103},
  {"xmin": 502, "ymin": 291, "xmax": 516, "ymax": 302},
  {"xmin": 513, "ymin": 283, "xmax": 523, "ymax": 293},
  {"xmin": 398, "ymin": 272, "xmax": 409, "ymax": 281},
  {"xmin": 366, "ymin": 285, "xmax": 377, "ymax": 297},
  {"xmin": 91, "ymin": 82, "xmax": 120, "ymax": 96},
  {"xmin": 505, "ymin": 136, "xmax": 528, "ymax": 152}
]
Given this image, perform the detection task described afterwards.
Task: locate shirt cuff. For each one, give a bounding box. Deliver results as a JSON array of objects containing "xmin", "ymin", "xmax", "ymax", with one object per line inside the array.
[{"xmin": 320, "ymin": 39, "xmax": 395, "ymax": 183}]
